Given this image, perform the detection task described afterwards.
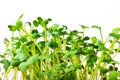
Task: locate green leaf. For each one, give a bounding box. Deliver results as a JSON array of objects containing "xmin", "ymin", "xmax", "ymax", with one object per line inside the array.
[
  {"xmin": 83, "ymin": 36, "xmax": 90, "ymax": 41},
  {"xmin": 40, "ymin": 18, "xmax": 52, "ymax": 26},
  {"xmin": 11, "ymin": 59, "xmax": 21, "ymax": 67},
  {"xmin": 44, "ymin": 18, "xmax": 52, "ymax": 25},
  {"xmin": 31, "ymin": 29, "xmax": 39, "ymax": 34},
  {"xmin": 13, "ymin": 41, "xmax": 21, "ymax": 49},
  {"xmin": 87, "ymin": 54, "xmax": 97, "ymax": 67},
  {"xmin": 95, "ymin": 40, "xmax": 107, "ymax": 50},
  {"xmin": 0, "ymin": 54, "xmax": 4, "ymax": 58},
  {"xmin": 70, "ymin": 30, "xmax": 79, "ymax": 36},
  {"xmin": 11, "ymin": 36, "xmax": 19, "ymax": 40},
  {"xmin": 38, "ymin": 55, "xmax": 50, "ymax": 61},
  {"xmin": 33, "ymin": 20, "xmax": 39, "ymax": 27},
  {"xmin": 52, "ymin": 31, "xmax": 60, "ymax": 35},
  {"xmin": 26, "ymin": 22, "xmax": 31, "ymax": 27},
  {"xmin": 19, "ymin": 62, "xmax": 27, "ymax": 71},
  {"xmin": 37, "ymin": 72, "xmax": 45, "ymax": 78},
  {"xmin": 100, "ymin": 67, "xmax": 108, "ymax": 74},
  {"xmin": 56, "ymin": 62, "xmax": 67, "ymax": 69},
  {"xmin": 32, "ymin": 33, "xmax": 40, "ymax": 39},
  {"xmin": 14, "ymin": 52, "xmax": 28, "ymax": 61},
  {"xmin": 91, "ymin": 37, "xmax": 97, "ymax": 43},
  {"xmin": 50, "ymin": 24, "xmax": 59, "ymax": 31},
  {"xmin": 0, "ymin": 59, "xmax": 10, "ymax": 70},
  {"xmin": 8, "ymin": 25, "xmax": 16, "ymax": 31},
  {"xmin": 112, "ymin": 27, "xmax": 120, "ymax": 33},
  {"xmin": 102, "ymin": 53, "xmax": 113, "ymax": 63},
  {"xmin": 8, "ymin": 15, "xmax": 23, "ymax": 31},
  {"xmin": 18, "ymin": 14, "xmax": 24, "ymax": 19},
  {"xmin": 80, "ymin": 25, "xmax": 89, "ymax": 29},
  {"xmin": 65, "ymin": 50, "xmax": 78, "ymax": 58},
  {"xmin": 37, "ymin": 17, "xmax": 43, "ymax": 23},
  {"xmin": 62, "ymin": 25, "xmax": 67, "ymax": 30},
  {"xmin": 38, "ymin": 41, "xmax": 45, "ymax": 50},
  {"xmin": 26, "ymin": 54, "xmax": 39, "ymax": 65},
  {"xmin": 109, "ymin": 33, "xmax": 120, "ymax": 39},
  {"xmin": 91, "ymin": 25, "xmax": 101, "ymax": 29},
  {"xmin": 15, "ymin": 19, "xmax": 23, "ymax": 30},
  {"xmin": 109, "ymin": 71, "xmax": 118, "ymax": 80},
  {"xmin": 45, "ymin": 30, "xmax": 52, "ymax": 36},
  {"xmin": 19, "ymin": 36, "xmax": 27, "ymax": 42},
  {"xmin": 117, "ymin": 71, "xmax": 120, "ymax": 77},
  {"xmin": 65, "ymin": 64, "xmax": 79, "ymax": 73},
  {"xmin": 48, "ymin": 41, "xmax": 58, "ymax": 49},
  {"xmin": 46, "ymin": 69, "xmax": 54, "ymax": 77}
]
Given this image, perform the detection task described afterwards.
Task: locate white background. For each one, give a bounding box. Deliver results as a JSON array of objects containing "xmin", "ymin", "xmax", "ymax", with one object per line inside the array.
[{"xmin": 0, "ymin": 0, "xmax": 120, "ymax": 53}]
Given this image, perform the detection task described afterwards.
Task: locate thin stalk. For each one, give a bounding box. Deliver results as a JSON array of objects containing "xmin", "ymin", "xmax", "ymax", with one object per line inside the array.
[
  {"xmin": 63, "ymin": 35, "xmax": 66, "ymax": 54},
  {"xmin": 103, "ymin": 36, "xmax": 110, "ymax": 44},
  {"xmin": 109, "ymin": 39, "xmax": 118, "ymax": 50},
  {"xmin": 31, "ymin": 43, "xmax": 36, "ymax": 55},
  {"xmin": 83, "ymin": 64, "xmax": 88, "ymax": 80},
  {"xmin": 71, "ymin": 40, "xmax": 83, "ymax": 80},
  {"xmin": 90, "ymin": 38, "xmax": 118, "ymax": 80},
  {"xmin": 74, "ymin": 55, "xmax": 83, "ymax": 80},
  {"xmin": 4, "ymin": 71, "xmax": 8, "ymax": 80},
  {"xmin": 90, "ymin": 51, "xmax": 105, "ymax": 80},
  {"xmin": 82, "ymin": 29, "xmax": 85, "ymax": 38},
  {"xmin": 30, "ymin": 69, "xmax": 34, "ymax": 80},
  {"xmin": 99, "ymin": 28, "xmax": 104, "ymax": 42},
  {"xmin": 21, "ymin": 71, "xmax": 28, "ymax": 80},
  {"xmin": 41, "ymin": 25, "xmax": 48, "ymax": 54},
  {"xmin": 112, "ymin": 40, "xmax": 120, "ymax": 59},
  {"xmin": 21, "ymin": 27, "xmax": 43, "ymax": 53},
  {"xmin": 20, "ymin": 73, "xmax": 24, "ymax": 80},
  {"xmin": 12, "ymin": 68, "xmax": 17, "ymax": 80}
]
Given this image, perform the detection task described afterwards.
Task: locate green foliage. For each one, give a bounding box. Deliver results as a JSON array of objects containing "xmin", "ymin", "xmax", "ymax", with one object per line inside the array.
[
  {"xmin": 26, "ymin": 54, "xmax": 39, "ymax": 65},
  {"xmin": 91, "ymin": 25, "xmax": 101, "ymax": 29},
  {"xmin": 1, "ymin": 16, "xmax": 120, "ymax": 80},
  {"xmin": 14, "ymin": 52, "xmax": 28, "ymax": 61},
  {"xmin": 11, "ymin": 59, "xmax": 21, "ymax": 67},
  {"xmin": 8, "ymin": 14, "xmax": 23, "ymax": 31},
  {"xmin": 0, "ymin": 59, "xmax": 10, "ymax": 70},
  {"xmin": 19, "ymin": 62, "xmax": 27, "ymax": 71},
  {"xmin": 48, "ymin": 40, "xmax": 58, "ymax": 49},
  {"xmin": 109, "ymin": 71, "xmax": 118, "ymax": 80},
  {"xmin": 65, "ymin": 50, "xmax": 78, "ymax": 58},
  {"xmin": 111, "ymin": 27, "xmax": 120, "ymax": 33}
]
